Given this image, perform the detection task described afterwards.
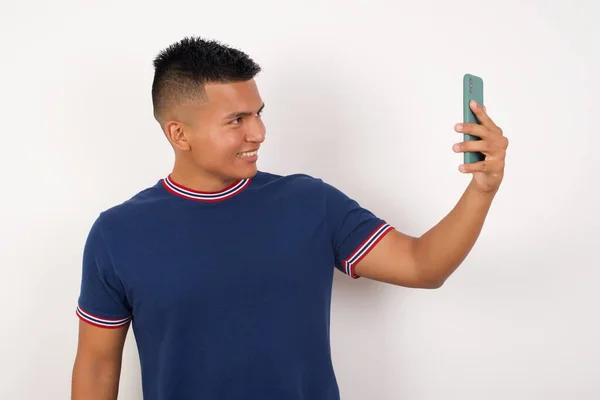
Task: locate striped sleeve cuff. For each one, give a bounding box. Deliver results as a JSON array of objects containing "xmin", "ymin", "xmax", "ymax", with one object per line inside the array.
[
  {"xmin": 342, "ymin": 222, "xmax": 394, "ymax": 279},
  {"xmin": 76, "ymin": 305, "xmax": 132, "ymax": 329}
]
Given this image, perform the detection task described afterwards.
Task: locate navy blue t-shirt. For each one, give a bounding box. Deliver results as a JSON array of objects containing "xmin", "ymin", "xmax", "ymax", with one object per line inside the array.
[{"xmin": 76, "ymin": 171, "xmax": 393, "ymax": 400}]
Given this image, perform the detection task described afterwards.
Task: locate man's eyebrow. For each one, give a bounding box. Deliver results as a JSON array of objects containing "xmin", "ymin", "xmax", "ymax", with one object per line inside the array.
[{"xmin": 223, "ymin": 103, "xmax": 265, "ymax": 120}]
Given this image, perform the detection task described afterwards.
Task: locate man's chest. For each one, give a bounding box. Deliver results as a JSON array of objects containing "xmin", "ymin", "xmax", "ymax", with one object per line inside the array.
[{"xmin": 113, "ymin": 212, "xmax": 335, "ymax": 327}]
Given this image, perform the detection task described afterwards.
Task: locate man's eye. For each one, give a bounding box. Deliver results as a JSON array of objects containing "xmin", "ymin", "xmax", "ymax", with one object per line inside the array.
[{"xmin": 231, "ymin": 117, "xmax": 242, "ymax": 125}]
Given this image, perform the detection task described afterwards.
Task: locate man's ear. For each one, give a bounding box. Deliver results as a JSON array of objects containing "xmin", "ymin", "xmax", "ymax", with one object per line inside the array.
[{"xmin": 164, "ymin": 120, "xmax": 191, "ymax": 151}]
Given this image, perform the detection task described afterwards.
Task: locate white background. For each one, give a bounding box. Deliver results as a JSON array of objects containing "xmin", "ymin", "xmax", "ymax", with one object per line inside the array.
[{"xmin": 1, "ymin": 0, "xmax": 599, "ymax": 399}]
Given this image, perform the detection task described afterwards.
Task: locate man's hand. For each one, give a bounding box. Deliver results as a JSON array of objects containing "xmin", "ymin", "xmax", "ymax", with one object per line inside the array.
[{"xmin": 453, "ymin": 100, "xmax": 509, "ymax": 194}]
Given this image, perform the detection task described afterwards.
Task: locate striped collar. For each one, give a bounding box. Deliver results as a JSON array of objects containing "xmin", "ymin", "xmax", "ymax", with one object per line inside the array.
[{"xmin": 162, "ymin": 174, "xmax": 251, "ymax": 202}]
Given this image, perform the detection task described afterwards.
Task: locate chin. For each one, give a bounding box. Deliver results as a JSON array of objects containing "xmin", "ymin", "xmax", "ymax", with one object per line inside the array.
[{"xmin": 232, "ymin": 164, "xmax": 258, "ymax": 180}]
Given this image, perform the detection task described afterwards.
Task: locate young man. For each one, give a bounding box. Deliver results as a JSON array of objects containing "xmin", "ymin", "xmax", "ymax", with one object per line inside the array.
[{"xmin": 71, "ymin": 37, "xmax": 508, "ymax": 400}]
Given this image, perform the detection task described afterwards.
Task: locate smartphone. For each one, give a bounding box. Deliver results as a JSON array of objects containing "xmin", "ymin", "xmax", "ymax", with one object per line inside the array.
[{"xmin": 463, "ymin": 73, "xmax": 485, "ymax": 164}]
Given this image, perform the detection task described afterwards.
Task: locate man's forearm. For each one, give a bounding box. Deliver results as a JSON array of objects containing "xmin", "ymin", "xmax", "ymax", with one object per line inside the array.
[{"xmin": 413, "ymin": 179, "xmax": 497, "ymax": 286}]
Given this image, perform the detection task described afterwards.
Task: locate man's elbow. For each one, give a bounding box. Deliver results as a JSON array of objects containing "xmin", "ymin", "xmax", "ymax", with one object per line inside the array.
[
  {"xmin": 419, "ymin": 275, "xmax": 446, "ymax": 289},
  {"xmin": 72, "ymin": 354, "xmax": 122, "ymax": 399},
  {"xmin": 414, "ymin": 268, "xmax": 448, "ymax": 289}
]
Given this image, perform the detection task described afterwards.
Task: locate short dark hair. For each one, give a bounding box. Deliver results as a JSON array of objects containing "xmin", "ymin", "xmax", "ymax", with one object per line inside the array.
[{"xmin": 151, "ymin": 36, "xmax": 261, "ymax": 120}]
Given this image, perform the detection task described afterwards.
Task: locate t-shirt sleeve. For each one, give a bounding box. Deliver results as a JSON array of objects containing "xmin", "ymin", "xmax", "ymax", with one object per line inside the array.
[
  {"xmin": 323, "ymin": 181, "xmax": 394, "ymax": 279},
  {"xmin": 76, "ymin": 215, "xmax": 132, "ymax": 329}
]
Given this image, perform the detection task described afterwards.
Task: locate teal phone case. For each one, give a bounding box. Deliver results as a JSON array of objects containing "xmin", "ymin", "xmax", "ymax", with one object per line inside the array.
[{"xmin": 463, "ymin": 73, "xmax": 485, "ymax": 164}]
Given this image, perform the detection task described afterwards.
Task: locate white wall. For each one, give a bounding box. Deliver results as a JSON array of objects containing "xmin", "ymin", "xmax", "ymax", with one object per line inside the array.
[{"xmin": 2, "ymin": 0, "xmax": 598, "ymax": 398}]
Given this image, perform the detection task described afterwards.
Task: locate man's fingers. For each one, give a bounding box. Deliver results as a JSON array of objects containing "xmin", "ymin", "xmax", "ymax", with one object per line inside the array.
[
  {"xmin": 458, "ymin": 159, "xmax": 505, "ymax": 174},
  {"xmin": 455, "ymin": 122, "xmax": 490, "ymax": 139},
  {"xmin": 454, "ymin": 136, "xmax": 507, "ymax": 160},
  {"xmin": 453, "ymin": 139, "xmax": 492, "ymax": 155},
  {"xmin": 469, "ymin": 100, "xmax": 503, "ymax": 135}
]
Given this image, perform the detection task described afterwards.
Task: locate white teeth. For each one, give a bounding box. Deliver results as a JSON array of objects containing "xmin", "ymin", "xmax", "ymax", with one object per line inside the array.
[{"xmin": 237, "ymin": 150, "xmax": 258, "ymax": 158}]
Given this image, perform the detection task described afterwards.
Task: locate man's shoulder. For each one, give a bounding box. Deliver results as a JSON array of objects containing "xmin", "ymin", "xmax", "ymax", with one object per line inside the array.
[
  {"xmin": 95, "ymin": 179, "xmax": 167, "ymax": 228},
  {"xmin": 253, "ymin": 170, "xmax": 325, "ymax": 191}
]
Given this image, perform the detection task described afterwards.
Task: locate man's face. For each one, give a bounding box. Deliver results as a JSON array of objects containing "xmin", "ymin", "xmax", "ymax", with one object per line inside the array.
[{"xmin": 166, "ymin": 79, "xmax": 266, "ymax": 183}]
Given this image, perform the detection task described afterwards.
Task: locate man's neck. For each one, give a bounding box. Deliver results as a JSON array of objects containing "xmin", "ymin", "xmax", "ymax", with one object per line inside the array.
[{"xmin": 169, "ymin": 168, "xmax": 238, "ymax": 193}]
